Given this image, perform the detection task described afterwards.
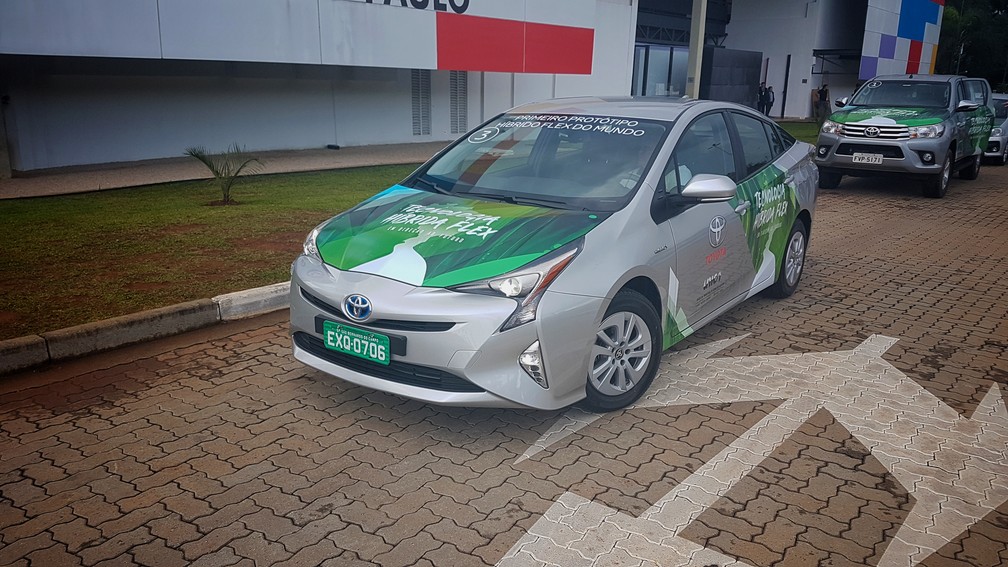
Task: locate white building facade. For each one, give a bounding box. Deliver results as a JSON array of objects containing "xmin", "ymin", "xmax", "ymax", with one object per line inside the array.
[{"xmin": 0, "ymin": 0, "xmax": 638, "ymax": 172}]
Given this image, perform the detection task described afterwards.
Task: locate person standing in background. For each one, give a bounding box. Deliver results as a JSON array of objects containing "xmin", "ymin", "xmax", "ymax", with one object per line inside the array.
[
  {"xmin": 765, "ymin": 86, "xmax": 775, "ymax": 117},
  {"xmin": 757, "ymin": 82, "xmax": 768, "ymax": 114},
  {"xmin": 816, "ymin": 84, "xmax": 831, "ymax": 124}
]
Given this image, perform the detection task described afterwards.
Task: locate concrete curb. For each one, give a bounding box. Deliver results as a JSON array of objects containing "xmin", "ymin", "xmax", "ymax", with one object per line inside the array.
[{"xmin": 0, "ymin": 282, "xmax": 292, "ymax": 375}]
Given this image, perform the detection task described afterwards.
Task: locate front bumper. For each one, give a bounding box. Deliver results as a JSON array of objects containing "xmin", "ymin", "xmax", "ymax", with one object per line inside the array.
[
  {"xmin": 814, "ymin": 132, "xmax": 951, "ymax": 177},
  {"xmin": 289, "ymin": 255, "xmax": 602, "ymax": 410}
]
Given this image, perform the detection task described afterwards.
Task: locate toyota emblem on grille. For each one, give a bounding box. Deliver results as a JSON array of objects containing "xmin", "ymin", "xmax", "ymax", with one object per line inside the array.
[
  {"xmin": 709, "ymin": 216, "xmax": 726, "ymax": 248},
  {"xmin": 864, "ymin": 126, "xmax": 881, "ymax": 138},
  {"xmin": 343, "ymin": 294, "xmax": 372, "ymax": 322}
]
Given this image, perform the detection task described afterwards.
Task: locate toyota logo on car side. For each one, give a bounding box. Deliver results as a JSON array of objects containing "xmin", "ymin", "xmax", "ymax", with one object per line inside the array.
[
  {"xmin": 343, "ymin": 294, "xmax": 372, "ymax": 322},
  {"xmin": 864, "ymin": 126, "xmax": 881, "ymax": 138},
  {"xmin": 709, "ymin": 216, "xmax": 726, "ymax": 248}
]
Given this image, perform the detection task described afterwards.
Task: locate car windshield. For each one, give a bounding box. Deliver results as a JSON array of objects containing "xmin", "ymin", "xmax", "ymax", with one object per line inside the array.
[
  {"xmin": 849, "ymin": 80, "xmax": 950, "ymax": 108},
  {"xmin": 412, "ymin": 113, "xmax": 668, "ymax": 212},
  {"xmin": 994, "ymin": 98, "xmax": 1008, "ymax": 119}
]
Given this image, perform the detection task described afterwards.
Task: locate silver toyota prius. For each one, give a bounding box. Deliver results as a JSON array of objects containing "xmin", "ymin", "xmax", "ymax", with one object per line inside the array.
[{"xmin": 290, "ymin": 97, "xmax": 818, "ymax": 411}]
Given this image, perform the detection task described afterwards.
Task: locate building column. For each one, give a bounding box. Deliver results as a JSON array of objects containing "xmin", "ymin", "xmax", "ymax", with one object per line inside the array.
[{"xmin": 686, "ymin": 0, "xmax": 707, "ymax": 99}]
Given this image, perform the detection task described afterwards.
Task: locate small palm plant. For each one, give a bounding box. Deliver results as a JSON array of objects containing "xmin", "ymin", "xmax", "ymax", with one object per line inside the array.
[{"xmin": 184, "ymin": 143, "xmax": 263, "ymax": 205}]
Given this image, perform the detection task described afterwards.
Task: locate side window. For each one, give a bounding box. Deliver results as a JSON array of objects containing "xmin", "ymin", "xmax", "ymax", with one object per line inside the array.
[
  {"xmin": 662, "ymin": 113, "xmax": 735, "ymax": 193},
  {"xmin": 957, "ymin": 81, "xmax": 969, "ymax": 104},
  {"xmin": 764, "ymin": 122, "xmax": 787, "ymax": 158},
  {"xmin": 964, "ymin": 80, "xmax": 988, "ymax": 105},
  {"xmin": 732, "ymin": 112, "xmax": 775, "ymax": 178}
]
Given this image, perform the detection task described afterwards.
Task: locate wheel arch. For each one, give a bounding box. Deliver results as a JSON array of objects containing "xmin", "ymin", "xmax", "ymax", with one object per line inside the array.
[{"xmin": 618, "ymin": 276, "xmax": 663, "ymax": 320}]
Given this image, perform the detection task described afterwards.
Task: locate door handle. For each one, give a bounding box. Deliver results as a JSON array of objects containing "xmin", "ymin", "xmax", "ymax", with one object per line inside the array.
[{"xmin": 734, "ymin": 201, "xmax": 751, "ymax": 214}]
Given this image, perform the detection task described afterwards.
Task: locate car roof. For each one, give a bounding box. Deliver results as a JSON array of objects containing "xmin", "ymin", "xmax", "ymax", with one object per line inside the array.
[
  {"xmin": 870, "ymin": 74, "xmax": 966, "ymax": 83},
  {"xmin": 506, "ymin": 96, "xmax": 759, "ymax": 122}
]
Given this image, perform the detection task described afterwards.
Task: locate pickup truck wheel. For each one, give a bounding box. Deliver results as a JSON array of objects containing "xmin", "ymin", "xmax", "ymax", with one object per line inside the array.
[
  {"xmin": 923, "ymin": 153, "xmax": 951, "ymax": 198},
  {"xmin": 960, "ymin": 154, "xmax": 981, "ymax": 180},
  {"xmin": 818, "ymin": 171, "xmax": 842, "ymax": 189}
]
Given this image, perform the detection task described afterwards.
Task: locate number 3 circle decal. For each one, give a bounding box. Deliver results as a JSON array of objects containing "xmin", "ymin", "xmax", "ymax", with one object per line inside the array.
[{"xmin": 468, "ymin": 127, "xmax": 501, "ymax": 144}]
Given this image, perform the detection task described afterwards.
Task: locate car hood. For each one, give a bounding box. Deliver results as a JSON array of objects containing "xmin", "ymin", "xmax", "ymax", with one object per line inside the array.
[
  {"xmin": 314, "ymin": 185, "xmax": 606, "ymax": 287},
  {"xmin": 830, "ymin": 106, "xmax": 949, "ymax": 126}
]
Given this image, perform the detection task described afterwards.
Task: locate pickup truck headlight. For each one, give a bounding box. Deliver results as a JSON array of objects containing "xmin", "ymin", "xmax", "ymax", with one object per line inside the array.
[
  {"xmin": 992, "ymin": 127, "xmax": 1004, "ymax": 137},
  {"xmin": 452, "ymin": 239, "xmax": 582, "ymax": 331},
  {"xmin": 820, "ymin": 120, "xmax": 843, "ymax": 135},
  {"xmin": 908, "ymin": 124, "xmax": 945, "ymax": 139}
]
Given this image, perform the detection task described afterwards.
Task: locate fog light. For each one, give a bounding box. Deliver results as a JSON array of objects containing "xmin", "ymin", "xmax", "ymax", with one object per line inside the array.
[
  {"xmin": 519, "ymin": 341, "xmax": 548, "ymax": 389},
  {"xmin": 921, "ymin": 152, "xmax": 934, "ymax": 163},
  {"xmin": 817, "ymin": 145, "xmax": 830, "ymax": 156}
]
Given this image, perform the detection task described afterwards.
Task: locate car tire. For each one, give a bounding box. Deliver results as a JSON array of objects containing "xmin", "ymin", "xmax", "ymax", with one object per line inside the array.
[
  {"xmin": 765, "ymin": 219, "xmax": 808, "ymax": 299},
  {"xmin": 923, "ymin": 152, "xmax": 952, "ymax": 198},
  {"xmin": 818, "ymin": 170, "xmax": 842, "ymax": 189},
  {"xmin": 960, "ymin": 153, "xmax": 981, "ymax": 180},
  {"xmin": 583, "ymin": 290, "xmax": 661, "ymax": 412}
]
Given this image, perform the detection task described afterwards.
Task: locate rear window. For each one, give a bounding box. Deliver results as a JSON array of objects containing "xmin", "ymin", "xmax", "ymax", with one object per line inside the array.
[{"xmin": 994, "ymin": 98, "xmax": 1008, "ymax": 119}]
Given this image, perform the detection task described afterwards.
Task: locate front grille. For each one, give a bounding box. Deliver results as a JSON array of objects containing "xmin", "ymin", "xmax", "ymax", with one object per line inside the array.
[
  {"xmin": 841, "ymin": 124, "xmax": 909, "ymax": 139},
  {"xmin": 836, "ymin": 143, "xmax": 905, "ymax": 159},
  {"xmin": 294, "ymin": 332, "xmax": 485, "ymax": 393},
  {"xmin": 300, "ymin": 287, "xmax": 455, "ymax": 332}
]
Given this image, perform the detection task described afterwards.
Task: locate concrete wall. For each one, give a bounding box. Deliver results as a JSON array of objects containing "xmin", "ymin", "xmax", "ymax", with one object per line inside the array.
[
  {"xmin": 0, "ymin": 0, "xmax": 636, "ymax": 170},
  {"xmin": 725, "ymin": 0, "xmax": 866, "ymax": 119}
]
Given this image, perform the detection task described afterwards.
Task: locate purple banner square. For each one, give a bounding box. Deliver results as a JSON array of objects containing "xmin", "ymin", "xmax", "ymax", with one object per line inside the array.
[
  {"xmin": 879, "ymin": 34, "xmax": 897, "ymax": 59},
  {"xmin": 860, "ymin": 56, "xmax": 879, "ymax": 81}
]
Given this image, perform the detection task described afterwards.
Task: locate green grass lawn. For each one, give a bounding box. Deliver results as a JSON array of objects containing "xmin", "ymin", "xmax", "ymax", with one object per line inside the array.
[
  {"xmin": 0, "ymin": 165, "xmax": 418, "ymax": 340},
  {"xmin": 1, "ymin": 122, "xmax": 818, "ymax": 341},
  {"xmin": 780, "ymin": 121, "xmax": 820, "ymax": 144}
]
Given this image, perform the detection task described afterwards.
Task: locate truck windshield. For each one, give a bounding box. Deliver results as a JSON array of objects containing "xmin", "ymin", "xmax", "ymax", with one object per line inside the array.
[
  {"xmin": 412, "ymin": 114, "xmax": 667, "ymax": 212},
  {"xmin": 850, "ymin": 81, "xmax": 950, "ymax": 108}
]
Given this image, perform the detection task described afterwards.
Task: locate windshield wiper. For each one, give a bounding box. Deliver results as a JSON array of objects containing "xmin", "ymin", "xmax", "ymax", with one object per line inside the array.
[
  {"xmin": 412, "ymin": 176, "xmax": 452, "ymax": 195},
  {"xmin": 465, "ymin": 191, "xmax": 570, "ymax": 210}
]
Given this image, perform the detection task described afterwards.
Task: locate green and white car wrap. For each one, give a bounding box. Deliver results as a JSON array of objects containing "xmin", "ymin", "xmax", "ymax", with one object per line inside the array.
[
  {"xmin": 815, "ymin": 74, "xmax": 995, "ymax": 196},
  {"xmin": 291, "ymin": 97, "xmax": 817, "ymax": 410}
]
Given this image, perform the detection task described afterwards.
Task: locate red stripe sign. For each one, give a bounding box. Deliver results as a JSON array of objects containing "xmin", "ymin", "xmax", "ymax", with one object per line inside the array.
[{"xmin": 436, "ymin": 12, "xmax": 594, "ymax": 74}]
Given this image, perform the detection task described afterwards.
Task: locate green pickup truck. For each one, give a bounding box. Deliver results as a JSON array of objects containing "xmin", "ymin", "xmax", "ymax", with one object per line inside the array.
[{"xmin": 814, "ymin": 74, "xmax": 995, "ymax": 198}]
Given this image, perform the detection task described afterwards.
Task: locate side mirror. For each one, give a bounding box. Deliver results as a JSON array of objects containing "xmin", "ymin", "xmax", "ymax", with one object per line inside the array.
[
  {"xmin": 956, "ymin": 100, "xmax": 980, "ymax": 112},
  {"xmin": 680, "ymin": 174, "xmax": 737, "ymax": 202},
  {"xmin": 834, "ymin": 97, "xmax": 848, "ymax": 108}
]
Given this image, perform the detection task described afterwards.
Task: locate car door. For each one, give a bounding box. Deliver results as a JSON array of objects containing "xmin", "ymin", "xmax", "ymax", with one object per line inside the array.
[
  {"xmin": 654, "ymin": 112, "xmax": 750, "ymax": 329},
  {"xmin": 964, "ymin": 79, "xmax": 993, "ymax": 155}
]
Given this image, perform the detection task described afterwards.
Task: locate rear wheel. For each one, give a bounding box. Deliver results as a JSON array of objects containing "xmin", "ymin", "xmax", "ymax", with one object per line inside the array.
[
  {"xmin": 923, "ymin": 152, "xmax": 952, "ymax": 198},
  {"xmin": 766, "ymin": 220, "xmax": 808, "ymax": 299},
  {"xmin": 960, "ymin": 153, "xmax": 981, "ymax": 180},
  {"xmin": 584, "ymin": 290, "xmax": 661, "ymax": 412},
  {"xmin": 818, "ymin": 170, "xmax": 842, "ymax": 189}
]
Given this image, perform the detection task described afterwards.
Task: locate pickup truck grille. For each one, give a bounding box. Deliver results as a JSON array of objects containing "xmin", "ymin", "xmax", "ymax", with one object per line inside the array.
[{"xmin": 841, "ymin": 124, "xmax": 909, "ymax": 140}]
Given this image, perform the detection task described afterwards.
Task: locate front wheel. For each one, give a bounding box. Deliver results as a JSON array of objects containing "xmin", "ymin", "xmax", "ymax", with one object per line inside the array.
[
  {"xmin": 765, "ymin": 220, "xmax": 808, "ymax": 299},
  {"xmin": 818, "ymin": 170, "xmax": 842, "ymax": 189},
  {"xmin": 923, "ymin": 152, "xmax": 952, "ymax": 198},
  {"xmin": 583, "ymin": 290, "xmax": 661, "ymax": 412},
  {"xmin": 960, "ymin": 153, "xmax": 981, "ymax": 180}
]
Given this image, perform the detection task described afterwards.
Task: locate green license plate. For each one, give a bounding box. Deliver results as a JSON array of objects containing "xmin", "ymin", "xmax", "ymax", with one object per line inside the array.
[{"xmin": 322, "ymin": 321, "xmax": 391, "ymax": 366}]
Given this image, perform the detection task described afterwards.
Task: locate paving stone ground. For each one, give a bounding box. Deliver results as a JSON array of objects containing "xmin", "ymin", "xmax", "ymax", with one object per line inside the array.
[{"xmin": 1, "ymin": 167, "xmax": 1007, "ymax": 566}]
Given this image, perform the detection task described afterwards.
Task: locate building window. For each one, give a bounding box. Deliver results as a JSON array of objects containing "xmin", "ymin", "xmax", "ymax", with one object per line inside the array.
[
  {"xmin": 450, "ymin": 71, "xmax": 468, "ymax": 134},
  {"xmin": 412, "ymin": 69, "xmax": 431, "ymax": 136},
  {"xmin": 632, "ymin": 44, "xmax": 690, "ymax": 97}
]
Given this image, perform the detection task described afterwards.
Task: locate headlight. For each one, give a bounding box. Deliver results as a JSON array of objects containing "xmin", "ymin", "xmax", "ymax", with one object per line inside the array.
[
  {"xmin": 908, "ymin": 124, "xmax": 945, "ymax": 138},
  {"xmin": 992, "ymin": 127, "xmax": 1004, "ymax": 137},
  {"xmin": 303, "ymin": 221, "xmax": 328, "ymax": 259},
  {"xmin": 452, "ymin": 239, "xmax": 583, "ymax": 331},
  {"xmin": 820, "ymin": 120, "xmax": 843, "ymax": 135}
]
